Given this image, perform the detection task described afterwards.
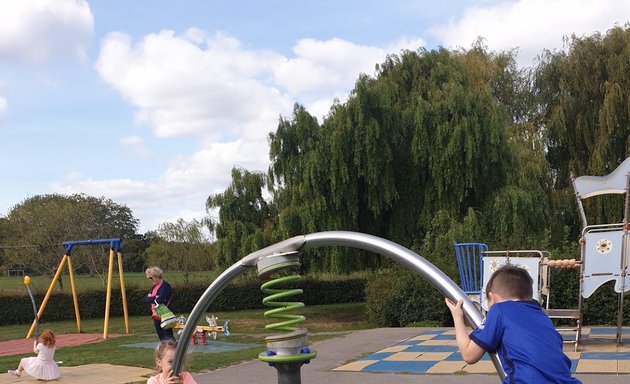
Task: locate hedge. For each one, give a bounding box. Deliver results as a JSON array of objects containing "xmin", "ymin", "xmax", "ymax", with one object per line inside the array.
[{"xmin": 0, "ymin": 276, "xmax": 366, "ymax": 326}]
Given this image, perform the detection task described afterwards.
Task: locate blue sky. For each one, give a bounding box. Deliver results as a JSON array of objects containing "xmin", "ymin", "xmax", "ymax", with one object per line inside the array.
[{"xmin": 0, "ymin": 0, "xmax": 628, "ymax": 233}]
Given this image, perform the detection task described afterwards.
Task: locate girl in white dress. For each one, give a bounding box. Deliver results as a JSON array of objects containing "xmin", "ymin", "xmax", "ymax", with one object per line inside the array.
[{"xmin": 8, "ymin": 329, "xmax": 61, "ymax": 380}]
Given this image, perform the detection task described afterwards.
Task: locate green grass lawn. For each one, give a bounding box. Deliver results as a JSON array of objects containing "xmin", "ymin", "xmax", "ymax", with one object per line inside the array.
[{"xmin": 0, "ymin": 302, "xmax": 369, "ymax": 377}]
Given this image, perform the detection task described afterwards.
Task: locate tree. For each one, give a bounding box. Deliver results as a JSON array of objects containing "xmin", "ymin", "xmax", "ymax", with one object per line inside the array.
[
  {"xmin": 2, "ymin": 193, "xmax": 139, "ymax": 281},
  {"xmin": 536, "ymin": 25, "xmax": 630, "ymax": 233},
  {"xmin": 145, "ymin": 218, "xmax": 214, "ymax": 282},
  {"xmin": 268, "ymin": 46, "xmax": 523, "ymax": 272},
  {"xmin": 206, "ymin": 167, "xmax": 276, "ymax": 268}
]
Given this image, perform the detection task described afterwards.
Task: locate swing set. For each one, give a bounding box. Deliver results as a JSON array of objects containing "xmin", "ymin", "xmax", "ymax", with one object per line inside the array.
[{"xmin": 26, "ymin": 238, "xmax": 130, "ymax": 339}]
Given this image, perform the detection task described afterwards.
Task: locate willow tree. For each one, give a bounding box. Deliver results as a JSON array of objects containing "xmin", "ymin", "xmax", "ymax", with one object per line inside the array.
[
  {"xmin": 536, "ymin": 25, "xmax": 630, "ymax": 231},
  {"xmin": 268, "ymin": 46, "xmax": 535, "ymax": 271},
  {"xmin": 206, "ymin": 167, "xmax": 276, "ymax": 268}
]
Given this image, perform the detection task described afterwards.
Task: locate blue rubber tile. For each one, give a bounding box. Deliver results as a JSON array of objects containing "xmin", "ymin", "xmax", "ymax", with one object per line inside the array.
[
  {"xmin": 616, "ymin": 352, "xmax": 630, "ymax": 360},
  {"xmin": 362, "ymin": 360, "xmax": 437, "ymax": 373},
  {"xmin": 405, "ymin": 345, "xmax": 459, "ymax": 353},
  {"xmin": 445, "ymin": 352, "xmax": 491, "ymax": 361},
  {"xmin": 570, "ymin": 359, "xmax": 578, "ymax": 373},
  {"xmin": 433, "ymin": 334, "xmax": 456, "ymax": 340},
  {"xmin": 445, "ymin": 352, "xmax": 464, "ymax": 361},
  {"xmin": 399, "ymin": 340, "xmax": 420, "ymax": 345},
  {"xmin": 425, "ymin": 329, "xmax": 446, "ymax": 335},
  {"xmin": 358, "ymin": 352, "xmax": 394, "ymax": 360},
  {"xmin": 589, "ymin": 327, "xmax": 630, "ymax": 335},
  {"xmin": 581, "ymin": 352, "xmax": 619, "ymax": 360}
]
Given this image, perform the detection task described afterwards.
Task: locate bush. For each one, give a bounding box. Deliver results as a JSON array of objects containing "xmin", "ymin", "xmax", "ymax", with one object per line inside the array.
[
  {"xmin": 0, "ymin": 274, "xmax": 366, "ymax": 326},
  {"xmin": 365, "ymin": 266, "xmax": 450, "ymax": 327}
]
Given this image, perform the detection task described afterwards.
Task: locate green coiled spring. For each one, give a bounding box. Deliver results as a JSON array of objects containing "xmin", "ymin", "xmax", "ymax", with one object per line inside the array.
[{"xmin": 261, "ymin": 275, "xmax": 305, "ymax": 332}]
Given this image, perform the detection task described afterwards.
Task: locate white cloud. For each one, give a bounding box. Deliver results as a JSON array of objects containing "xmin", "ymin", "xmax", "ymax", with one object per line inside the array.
[
  {"xmin": 96, "ymin": 30, "xmax": 425, "ymax": 138},
  {"xmin": 0, "ymin": 95, "xmax": 6, "ymax": 115},
  {"xmin": 90, "ymin": 30, "xmax": 424, "ymax": 231},
  {"xmin": 51, "ymin": 139, "xmax": 269, "ymax": 231},
  {"xmin": 429, "ymin": 0, "xmax": 630, "ymax": 67},
  {"xmin": 95, "ymin": 29, "xmax": 292, "ymax": 140},
  {"xmin": 273, "ymin": 36, "xmax": 425, "ymax": 110},
  {"xmin": 0, "ymin": 0, "xmax": 93, "ymax": 64},
  {"xmin": 120, "ymin": 136, "xmax": 150, "ymax": 159}
]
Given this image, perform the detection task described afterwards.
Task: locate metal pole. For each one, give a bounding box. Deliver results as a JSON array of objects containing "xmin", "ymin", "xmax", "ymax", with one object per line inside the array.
[{"xmin": 172, "ymin": 231, "xmax": 506, "ymax": 382}]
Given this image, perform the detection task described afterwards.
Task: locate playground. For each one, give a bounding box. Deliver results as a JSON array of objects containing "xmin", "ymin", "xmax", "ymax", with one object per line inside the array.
[
  {"xmin": 4, "ymin": 159, "xmax": 630, "ymax": 383},
  {"xmin": 2, "ymin": 327, "xmax": 630, "ymax": 383}
]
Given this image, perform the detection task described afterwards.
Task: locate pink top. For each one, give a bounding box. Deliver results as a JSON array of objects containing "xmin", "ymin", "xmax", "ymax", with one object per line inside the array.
[
  {"xmin": 146, "ymin": 371, "xmax": 197, "ymax": 384},
  {"xmin": 150, "ymin": 282, "xmax": 162, "ymax": 313}
]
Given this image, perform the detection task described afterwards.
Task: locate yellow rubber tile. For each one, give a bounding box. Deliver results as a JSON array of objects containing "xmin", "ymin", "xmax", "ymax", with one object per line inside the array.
[
  {"xmin": 418, "ymin": 339, "xmax": 455, "ymax": 346},
  {"xmin": 564, "ymin": 351, "xmax": 581, "ymax": 359},
  {"xmin": 617, "ymin": 360, "xmax": 630, "ymax": 373},
  {"xmin": 426, "ymin": 361, "xmax": 467, "ymax": 374},
  {"xmin": 408, "ymin": 335, "xmax": 434, "ymax": 341},
  {"xmin": 378, "ymin": 345, "xmax": 410, "ymax": 353},
  {"xmin": 332, "ymin": 360, "xmax": 378, "ymax": 371},
  {"xmin": 575, "ymin": 359, "xmax": 618, "ymax": 373},
  {"xmin": 384, "ymin": 352, "xmax": 423, "ymax": 361},
  {"xmin": 413, "ymin": 352, "xmax": 453, "ymax": 361},
  {"xmin": 442, "ymin": 329, "xmax": 456, "ymax": 335},
  {"xmin": 462, "ymin": 361, "xmax": 496, "ymax": 373}
]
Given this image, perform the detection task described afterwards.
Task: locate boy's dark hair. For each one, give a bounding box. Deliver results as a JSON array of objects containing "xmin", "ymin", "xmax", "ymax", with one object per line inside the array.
[{"xmin": 486, "ymin": 265, "xmax": 533, "ymax": 300}]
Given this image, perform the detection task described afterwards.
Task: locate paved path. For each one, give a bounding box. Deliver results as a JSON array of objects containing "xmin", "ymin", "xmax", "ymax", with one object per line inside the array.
[
  {"xmin": 2, "ymin": 328, "xmax": 630, "ymax": 383},
  {"xmin": 192, "ymin": 327, "xmax": 630, "ymax": 384}
]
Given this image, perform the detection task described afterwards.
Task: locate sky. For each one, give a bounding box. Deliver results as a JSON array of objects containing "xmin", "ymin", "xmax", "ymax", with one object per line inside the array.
[{"xmin": 0, "ymin": 0, "xmax": 628, "ymax": 234}]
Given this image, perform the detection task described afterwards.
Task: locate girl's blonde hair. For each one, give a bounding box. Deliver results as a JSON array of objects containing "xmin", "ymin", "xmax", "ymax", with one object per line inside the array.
[
  {"xmin": 154, "ymin": 339, "xmax": 177, "ymax": 372},
  {"xmin": 40, "ymin": 329, "xmax": 56, "ymax": 348}
]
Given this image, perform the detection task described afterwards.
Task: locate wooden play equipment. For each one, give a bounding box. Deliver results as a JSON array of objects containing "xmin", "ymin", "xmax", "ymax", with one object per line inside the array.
[{"xmin": 26, "ymin": 238, "xmax": 129, "ymax": 339}]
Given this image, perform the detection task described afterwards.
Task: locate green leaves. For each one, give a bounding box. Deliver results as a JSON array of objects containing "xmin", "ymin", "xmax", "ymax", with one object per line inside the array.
[{"xmin": 3, "ymin": 193, "xmax": 138, "ymax": 277}]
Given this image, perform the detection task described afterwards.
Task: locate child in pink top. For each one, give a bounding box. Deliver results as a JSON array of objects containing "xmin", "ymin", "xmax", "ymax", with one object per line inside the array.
[
  {"xmin": 8, "ymin": 329, "xmax": 61, "ymax": 380},
  {"xmin": 147, "ymin": 339, "xmax": 197, "ymax": 384}
]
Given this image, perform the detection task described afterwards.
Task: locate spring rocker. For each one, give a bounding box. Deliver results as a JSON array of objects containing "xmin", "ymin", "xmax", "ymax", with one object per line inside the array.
[
  {"xmin": 25, "ymin": 238, "xmax": 130, "ymax": 340},
  {"xmin": 172, "ymin": 231, "xmax": 507, "ymax": 384},
  {"xmin": 174, "ymin": 314, "xmax": 230, "ymax": 345}
]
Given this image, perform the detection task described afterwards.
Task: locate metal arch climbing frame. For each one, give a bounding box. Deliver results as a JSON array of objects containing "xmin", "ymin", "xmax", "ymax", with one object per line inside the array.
[{"xmin": 172, "ymin": 231, "xmax": 506, "ymax": 382}]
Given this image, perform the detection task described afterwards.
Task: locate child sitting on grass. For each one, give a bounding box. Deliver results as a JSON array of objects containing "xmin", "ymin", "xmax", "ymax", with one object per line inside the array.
[{"xmin": 8, "ymin": 329, "xmax": 61, "ymax": 381}]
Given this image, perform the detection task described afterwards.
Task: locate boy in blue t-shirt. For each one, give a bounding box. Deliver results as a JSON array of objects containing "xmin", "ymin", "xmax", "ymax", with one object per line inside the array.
[{"xmin": 445, "ymin": 265, "xmax": 581, "ymax": 384}]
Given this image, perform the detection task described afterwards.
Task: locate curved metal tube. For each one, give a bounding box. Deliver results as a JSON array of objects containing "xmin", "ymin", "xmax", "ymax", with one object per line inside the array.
[{"xmin": 173, "ymin": 231, "xmax": 505, "ymax": 380}]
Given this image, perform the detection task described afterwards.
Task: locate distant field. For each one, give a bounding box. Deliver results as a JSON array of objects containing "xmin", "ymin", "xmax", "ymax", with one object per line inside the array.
[{"xmin": 0, "ymin": 271, "xmax": 220, "ymax": 295}]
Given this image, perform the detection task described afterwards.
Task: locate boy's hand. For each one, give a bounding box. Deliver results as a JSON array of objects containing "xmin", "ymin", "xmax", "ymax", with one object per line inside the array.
[{"xmin": 445, "ymin": 298, "xmax": 465, "ymax": 319}]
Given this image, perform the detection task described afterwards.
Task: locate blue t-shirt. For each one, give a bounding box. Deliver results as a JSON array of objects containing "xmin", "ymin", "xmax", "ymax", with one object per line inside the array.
[{"xmin": 470, "ymin": 300, "xmax": 581, "ymax": 384}]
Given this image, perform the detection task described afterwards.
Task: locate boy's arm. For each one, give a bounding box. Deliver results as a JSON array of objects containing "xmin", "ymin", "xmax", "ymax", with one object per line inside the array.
[{"xmin": 444, "ymin": 298, "xmax": 485, "ymax": 364}]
